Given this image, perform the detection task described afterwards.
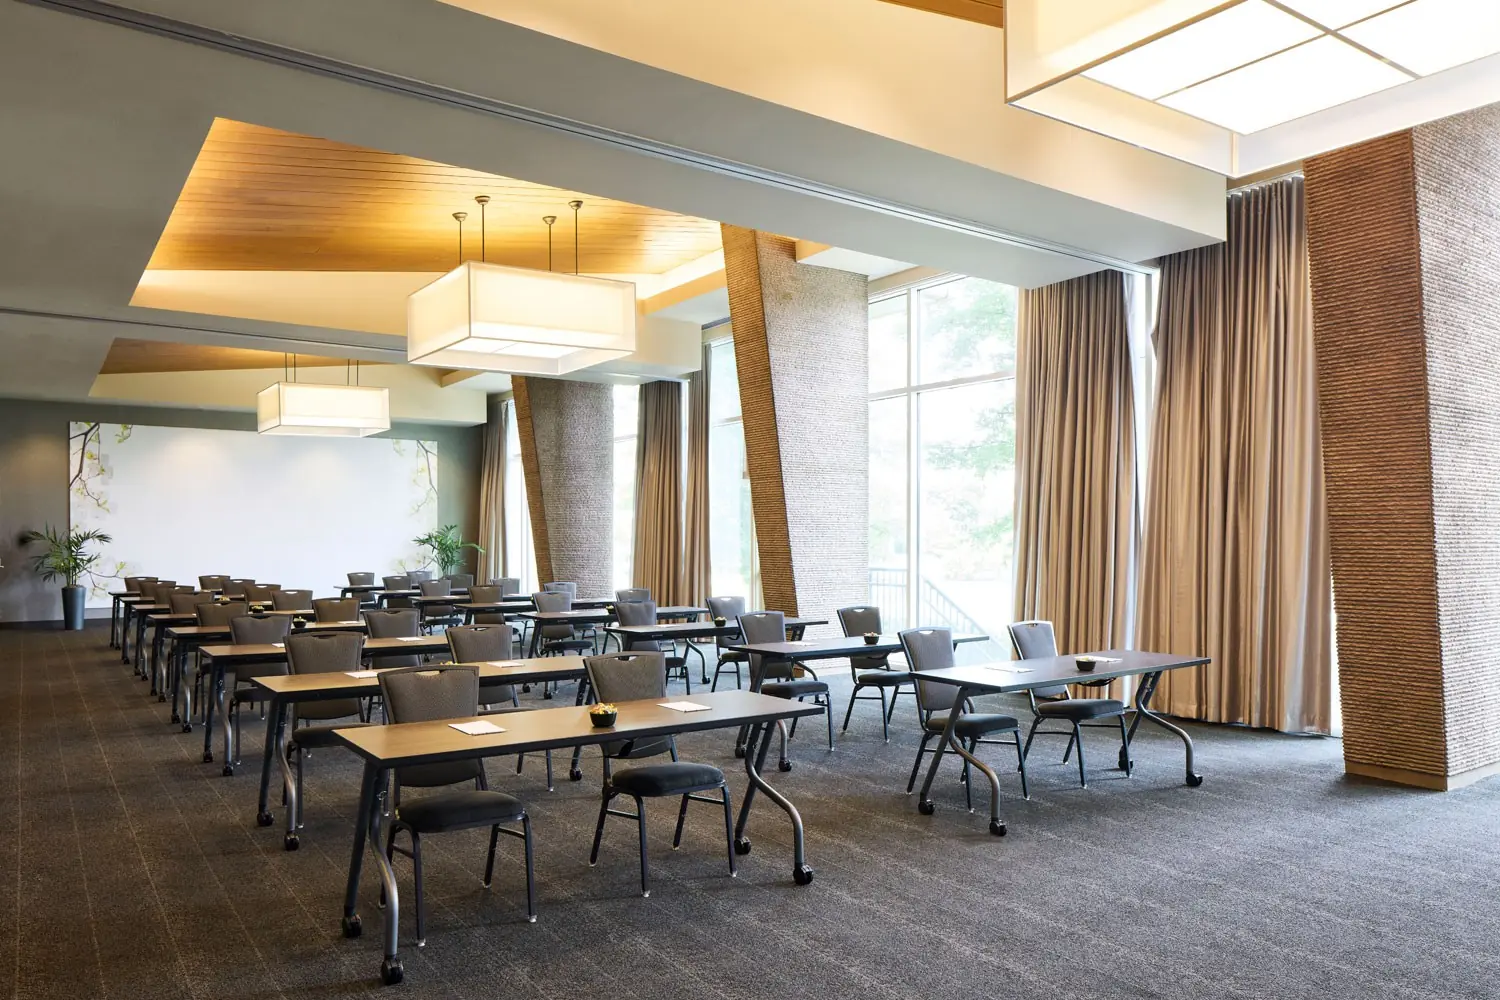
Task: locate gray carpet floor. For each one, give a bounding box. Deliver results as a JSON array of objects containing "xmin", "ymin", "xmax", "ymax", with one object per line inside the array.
[{"xmin": 3, "ymin": 624, "xmax": 1497, "ymax": 999}]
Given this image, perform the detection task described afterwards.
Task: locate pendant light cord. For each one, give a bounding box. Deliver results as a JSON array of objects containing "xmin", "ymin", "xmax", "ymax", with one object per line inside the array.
[
  {"xmin": 569, "ymin": 199, "xmax": 583, "ymax": 275},
  {"xmin": 475, "ymin": 195, "xmax": 490, "ymax": 263},
  {"xmin": 543, "ymin": 214, "xmax": 556, "ymax": 271},
  {"xmin": 452, "ymin": 211, "xmax": 467, "ymax": 266}
]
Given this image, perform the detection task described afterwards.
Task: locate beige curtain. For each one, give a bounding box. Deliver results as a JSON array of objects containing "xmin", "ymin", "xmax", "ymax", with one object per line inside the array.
[
  {"xmin": 476, "ymin": 395, "xmax": 508, "ymax": 584},
  {"xmin": 682, "ymin": 347, "xmax": 712, "ymax": 604},
  {"xmin": 1014, "ymin": 269, "xmax": 1139, "ymax": 678},
  {"xmin": 633, "ymin": 380, "xmax": 684, "ymax": 605},
  {"xmin": 1139, "ymin": 177, "xmax": 1333, "ymax": 734}
]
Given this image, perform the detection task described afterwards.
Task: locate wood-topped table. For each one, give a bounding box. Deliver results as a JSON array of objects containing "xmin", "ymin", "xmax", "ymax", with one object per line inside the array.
[
  {"xmin": 911, "ymin": 649, "xmax": 1211, "ymax": 836},
  {"xmin": 331, "ymin": 689, "xmax": 824, "ymax": 984}
]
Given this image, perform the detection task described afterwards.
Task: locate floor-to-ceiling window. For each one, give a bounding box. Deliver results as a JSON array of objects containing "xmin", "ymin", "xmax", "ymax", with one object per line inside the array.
[
  {"xmin": 612, "ymin": 384, "xmax": 639, "ymax": 591},
  {"xmin": 706, "ymin": 332, "xmax": 758, "ymax": 601},
  {"xmin": 502, "ymin": 399, "xmax": 537, "ymax": 593},
  {"xmin": 868, "ymin": 275, "xmax": 1017, "ymax": 655}
]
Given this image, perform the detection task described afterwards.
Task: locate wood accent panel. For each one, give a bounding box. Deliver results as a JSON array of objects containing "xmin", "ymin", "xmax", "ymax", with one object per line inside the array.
[
  {"xmin": 878, "ymin": 0, "xmax": 1003, "ymax": 28},
  {"xmin": 99, "ymin": 339, "xmax": 349, "ymax": 374},
  {"xmin": 511, "ymin": 377, "xmax": 554, "ymax": 587},
  {"xmin": 149, "ymin": 119, "xmax": 722, "ymax": 273}
]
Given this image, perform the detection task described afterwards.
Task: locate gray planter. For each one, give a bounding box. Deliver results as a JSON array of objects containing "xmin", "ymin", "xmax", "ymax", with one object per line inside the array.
[{"xmin": 61, "ymin": 585, "xmax": 86, "ymax": 631}]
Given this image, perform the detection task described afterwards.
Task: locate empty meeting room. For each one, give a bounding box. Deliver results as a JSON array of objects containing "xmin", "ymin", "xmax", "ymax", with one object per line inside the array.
[{"xmin": 3, "ymin": 1, "xmax": 1500, "ymax": 997}]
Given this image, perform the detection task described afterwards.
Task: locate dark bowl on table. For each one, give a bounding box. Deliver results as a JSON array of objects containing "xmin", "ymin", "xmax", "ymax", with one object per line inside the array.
[
  {"xmin": 713, "ymin": 616, "xmax": 727, "ymax": 627},
  {"xmin": 862, "ymin": 632, "xmax": 881, "ymax": 645},
  {"xmin": 589, "ymin": 709, "xmax": 617, "ymax": 728},
  {"xmin": 1074, "ymin": 655, "xmax": 1099, "ymax": 672}
]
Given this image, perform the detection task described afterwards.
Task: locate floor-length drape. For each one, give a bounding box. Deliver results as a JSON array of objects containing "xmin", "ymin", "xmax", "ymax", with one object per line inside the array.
[
  {"xmin": 633, "ymin": 380, "xmax": 684, "ymax": 605},
  {"xmin": 476, "ymin": 395, "xmax": 508, "ymax": 584},
  {"xmin": 1138, "ymin": 177, "xmax": 1333, "ymax": 734},
  {"xmin": 1014, "ymin": 269, "xmax": 1138, "ymax": 674},
  {"xmin": 682, "ymin": 347, "xmax": 712, "ymax": 604}
]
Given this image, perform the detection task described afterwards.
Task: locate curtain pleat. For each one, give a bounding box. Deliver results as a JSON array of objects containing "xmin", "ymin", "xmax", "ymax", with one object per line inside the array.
[
  {"xmin": 1014, "ymin": 269, "xmax": 1139, "ymax": 695},
  {"xmin": 1139, "ymin": 177, "xmax": 1334, "ymax": 734},
  {"xmin": 682, "ymin": 348, "xmax": 712, "ymax": 604},
  {"xmin": 633, "ymin": 380, "xmax": 684, "ymax": 605},
  {"xmin": 476, "ymin": 395, "xmax": 508, "ymax": 585}
]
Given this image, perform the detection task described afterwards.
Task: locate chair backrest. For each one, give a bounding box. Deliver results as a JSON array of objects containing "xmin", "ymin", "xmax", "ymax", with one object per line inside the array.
[
  {"xmin": 418, "ymin": 579, "xmax": 452, "ymax": 598},
  {"xmin": 899, "ymin": 627, "xmax": 959, "ymax": 714},
  {"xmin": 838, "ymin": 606, "xmax": 881, "ymax": 636},
  {"xmin": 615, "ymin": 587, "xmax": 650, "ymax": 603},
  {"xmin": 197, "ymin": 600, "xmax": 249, "ymax": 626},
  {"xmin": 706, "ymin": 596, "xmax": 748, "ymax": 649},
  {"xmin": 287, "ymin": 630, "xmax": 366, "ymax": 721},
  {"xmin": 543, "ymin": 581, "xmax": 577, "ymax": 598},
  {"xmin": 169, "ymin": 591, "xmax": 209, "ymax": 614},
  {"xmin": 445, "ymin": 573, "xmax": 474, "ymax": 590},
  {"xmin": 245, "ymin": 584, "xmax": 279, "ymax": 603},
  {"xmin": 122, "ymin": 575, "xmax": 154, "ymax": 593},
  {"xmin": 198, "ymin": 575, "xmax": 230, "ymax": 592},
  {"xmin": 272, "ymin": 589, "xmax": 314, "ymax": 611},
  {"xmin": 408, "ymin": 569, "xmax": 434, "ymax": 583},
  {"xmin": 312, "ymin": 597, "xmax": 359, "ymax": 623},
  {"xmin": 533, "ymin": 590, "xmax": 572, "ymax": 613},
  {"xmin": 382, "ymin": 574, "xmax": 411, "ymax": 591},
  {"xmin": 468, "ymin": 585, "xmax": 502, "ymax": 604},
  {"xmin": 224, "ymin": 579, "xmax": 251, "ymax": 598},
  {"xmin": 230, "ymin": 613, "xmax": 292, "ymax": 645},
  {"xmin": 584, "ymin": 651, "xmax": 675, "ymax": 761},
  {"xmin": 614, "ymin": 599, "xmax": 661, "ymax": 651},
  {"xmin": 347, "ymin": 572, "xmax": 375, "ymax": 586},
  {"xmin": 1007, "ymin": 620, "xmax": 1068, "ymax": 698},
  {"xmin": 738, "ymin": 610, "xmax": 789, "ymax": 679},
  {"xmin": 495, "ymin": 577, "xmax": 521, "ymax": 596},
  {"xmin": 446, "ymin": 624, "xmax": 512, "ymax": 662},
  {"xmin": 364, "ymin": 608, "xmax": 420, "ymax": 638},
  {"xmin": 145, "ymin": 580, "xmax": 177, "ymax": 601},
  {"xmin": 379, "ymin": 665, "xmax": 484, "ymax": 787}
]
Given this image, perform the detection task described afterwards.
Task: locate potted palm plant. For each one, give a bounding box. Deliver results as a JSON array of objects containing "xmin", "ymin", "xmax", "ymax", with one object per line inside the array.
[
  {"xmin": 20, "ymin": 525, "xmax": 112, "ymax": 630},
  {"xmin": 412, "ymin": 524, "xmax": 482, "ymax": 577}
]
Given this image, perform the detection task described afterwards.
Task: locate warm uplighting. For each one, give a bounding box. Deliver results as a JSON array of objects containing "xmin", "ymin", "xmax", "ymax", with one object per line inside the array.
[{"xmin": 256, "ymin": 382, "xmax": 391, "ymax": 437}]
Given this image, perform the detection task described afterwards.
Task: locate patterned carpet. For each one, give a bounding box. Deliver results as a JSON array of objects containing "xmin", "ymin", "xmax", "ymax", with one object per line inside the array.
[{"xmin": 2, "ymin": 623, "xmax": 1496, "ymax": 999}]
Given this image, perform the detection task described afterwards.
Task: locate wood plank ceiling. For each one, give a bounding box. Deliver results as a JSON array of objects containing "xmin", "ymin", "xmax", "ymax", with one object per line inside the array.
[
  {"xmin": 147, "ymin": 119, "xmax": 723, "ymax": 274},
  {"xmin": 99, "ymin": 340, "xmax": 346, "ymax": 376},
  {"xmin": 877, "ymin": 0, "xmax": 1002, "ymax": 29}
]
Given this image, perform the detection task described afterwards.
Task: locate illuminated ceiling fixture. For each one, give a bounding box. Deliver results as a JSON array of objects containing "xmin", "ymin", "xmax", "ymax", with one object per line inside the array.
[
  {"xmin": 406, "ymin": 194, "xmax": 636, "ymax": 375},
  {"xmin": 258, "ymin": 355, "xmax": 391, "ymax": 437},
  {"xmin": 1006, "ymin": 0, "xmax": 1500, "ymax": 176}
]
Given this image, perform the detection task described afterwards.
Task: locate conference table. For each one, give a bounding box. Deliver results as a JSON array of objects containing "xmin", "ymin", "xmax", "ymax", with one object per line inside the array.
[
  {"xmin": 330, "ymin": 689, "xmax": 825, "ymax": 985},
  {"xmin": 911, "ymin": 649, "xmax": 1210, "ymax": 836},
  {"xmin": 520, "ymin": 606, "xmax": 709, "ymax": 655}
]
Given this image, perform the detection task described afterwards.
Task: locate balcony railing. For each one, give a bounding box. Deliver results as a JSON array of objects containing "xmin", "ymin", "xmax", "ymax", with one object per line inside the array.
[{"xmin": 868, "ymin": 567, "xmax": 986, "ymax": 635}]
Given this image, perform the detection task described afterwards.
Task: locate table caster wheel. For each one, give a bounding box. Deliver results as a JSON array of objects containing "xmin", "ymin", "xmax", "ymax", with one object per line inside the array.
[
  {"xmin": 569, "ymin": 768, "xmax": 583, "ymax": 782},
  {"xmin": 734, "ymin": 838, "xmax": 752, "ymax": 855},
  {"xmin": 989, "ymin": 819, "xmax": 1007, "ymax": 837},
  {"xmin": 170, "ymin": 712, "xmax": 180, "ymax": 724},
  {"xmin": 380, "ymin": 958, "xmax": 404, "ymax": 985},
  {"xmin": 182, "ymin": 723, "xmax": 193, "ymax": 734},
  {"xmin": 733, "ymin": 746, "xmax": 746, "ymax": 759},
  {"xmin": 793, "ymin": 865, "xmax": 814, "ymax": 886},
  {"xmin": 917, "ymin": 799, "xmax": 935, "ymax": 816},
  {"xmin": 342, "ymin": 914, "xmax": 362, "ymax": 938},
  {"xmin": 542, "ymin": 690, "xmax": 553, "ymax": 700},
  {"xmin": 158, "ymin": 695, "xmax": 166, "ymax": 703},
  {"xmin": 284, "ymin": 833, "xmax": 299, "ymax": 851},
  {"xmin": 202, "ymin": 751, "xmax": 214, "ymax": 763},
  {"xmin": 256, "ymin": 811, "xmax": 274, "ymax": 827},
  {"xmin": 222, "ymin": 765, "xmax": 234, "ymax": 777},
  {"xmin": 777, "ymin": 760, "xmax": 792, "ymax": 773},
  {"xmin": 1118, "ymin": 749, "xmax": 1131, "ymax": 770},
  {"xmin": 1186, "ymin": 772, "xmax": 1204, "ymax": 787}
]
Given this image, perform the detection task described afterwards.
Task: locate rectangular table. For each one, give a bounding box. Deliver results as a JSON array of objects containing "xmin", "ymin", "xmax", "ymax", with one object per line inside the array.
[
  {"xmin": 331, "ymin": 689, "xmax": 824, "ymax": 984},
  {"xmin": 607, "ymin": 617, "xmax": 828, "ymax": 685},
  {"xmin": 520, "ymin": 606, "xmax": 708, "ymax": 656},
  {"xmin": 252, "ymin": 655, "xmax": 592, "ymax": 848},
  {"xmin": 910, "ymin": 649, "xmax": 1210, "ymax": 836}
]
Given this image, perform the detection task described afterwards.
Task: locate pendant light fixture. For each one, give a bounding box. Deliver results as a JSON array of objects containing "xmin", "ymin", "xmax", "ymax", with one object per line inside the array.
[
  {"xmin": 406, "ymin": 195, "xmax": 636, "ymax": 376},
  {"xmin": 257, "ymin": 352, "xmax": 391, "ymax": 437}
]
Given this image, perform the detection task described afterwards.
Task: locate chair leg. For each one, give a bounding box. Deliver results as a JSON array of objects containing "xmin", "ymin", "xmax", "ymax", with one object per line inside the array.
[
  {"xmin": 483, "ymin": 825, "xmax": 500, "ymax": 888},
  {"xmin": 411, "ymin": 832, "xmax": 426, "ymax": 947},
  {"xmin": 962, "ymin": 740, "xmax": 974, "ymax": 812},
  {"xmin": 522, "ymin": 815, "xmax": 537, "ymax": 921},
  {"xmin": 721, "ymin": 786, "xmax": 737, "ymax": 877},
  {"xmin": 1073, "ymin": 722, "xmax": 1087, "ymax": 788},
  {"xmin": 1021, "ymin": 715, "xmax": 1043, "ymax": 762},
  {"xmin": 1014, "ymin": 732, "xmax": 1030, "ymax": 799},
  {"xmin": 672, "ymin": 794, "xmax": 690, "ymax": 849},
  {"xmin": 544, "ymin": 749, "xmax": 554, "ymax": 792},
  {"xmin": 841, "ymin": 685, "xmax": 860, "ymax": 733},
  {"xmin": 516, "ymin": 751, "xmax": 525, "ymax": 775},
  {"xmin": 1062, "ymin": 731, "xmax": 1077, "ymax": 763},
  {"xmin": 588, "ymin": 789, "xmax": 611, "ymax": 866},
  {"xmin": 877, "ymin": 688, "xmax": 890, "ymax": 742},
  {"xmin": 1118, "ymin": 714, "xmax": 1133, "ymax": 776},
  {"xmin": 825, "ymin": 696, "xmax": 835, "ymax": 750},
  {"xmin": 635, "ymin": 796, "xmax": 651, "ymax": 898},
  {"xmin": 906, "ymin": 733, "xmax": 933, "ymax": 793}
]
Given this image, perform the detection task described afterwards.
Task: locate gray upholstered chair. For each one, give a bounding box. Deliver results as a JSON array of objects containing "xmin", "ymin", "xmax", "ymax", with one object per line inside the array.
[
  {"xmin": 364, "ymin": 608, "xmax": 423, "ymax": 668},
  {"xmin": 271, "ymin": 589, "xmax": 314, "ymax": 612},
  {"xmin": 583, "ymin": 651, "xmax": 734, "ymax": 897},
  {"xmin": 381, "ymin": 574, "xmax": 412, "ymax": 592},
  {"xmin": 447, "ymin": 624, "xmax": 553, "ymax": 787},
  {"xmin": 900, "ymin": 626, "xmax": 1028, "ymax": 805},
  {"xmin": 738, "ymin": 610, "xmax": 833, "ymax": 749},
  {"xmin": 407, "ymin": 569, "xmax": 434, "ymax": 584},
  {"xmin": 123, "ymin": 575, "xmax": 156, "ymax": 593},
  {"xmin": 615, "ymin": 587, "xmax": 650, "ymax": 603},
  {"xmin": 224, "ymin": 579, "xmax": 253, "ymax": 599},
  {"xmin": 542, "ymin": 581, "xmax": 577, "ymax": 598},
  {"xmin": 225, "ymin": 614, "xmax": 292, "ymax": 763},
  {"xmin": 532, "ymin": 591, "xmax": 592, "ymax": 656},
  {"xmin": 284, "ymin": 631, "xmax": 370, "ymax": 837},
  {"xmin": 836, "ymin": 605, "xmax": 912, "ymax": 742},
  {"xmin": 378, "ymin": 665, "xmax": 536, "ymax": 942},
  {"xmin": 444, "ymin": 573, "xmax": 474, "ymax": 591},
  {"xmin": 417, "ymin": 578, "xmax": 460, "ymax": 632},
  {"xmin": 168, "ymin": 591, "xmax": 209, "ymax": 614},
  {"xmin": 347, "ymin": 572, "xmax": 376, "ymax": 586},
  {"xmin": 705, "ymin": 596, "xmax": 748, "ymax": 691},
  {"xmin": 144, "ymin": 580, "xmax": 176, "ymax": 601},
  {"xmin": 198, "ymin": 575, "xmax": 230, "ymax": 592},
  {"xmin": 312, "ymin": 597, "xmax": 359, "ymax": 623},
  {"xmin": 494, "ymin": 577, "xmax": 521, "ymax": 597},
  {"xmin": 614, "ymin": 600, "xmax": 690, "ymax": 692},
  {"xmin": 196, "ymin": 600, "xmax": 249, "ymax": 626},
  {"xmin": 1008, "ymin": 620, "xmax": 1131, "ymax": 788},
  {"xmin": 245, "ymin": 584, "xmax": 280, "ymax": 604}
]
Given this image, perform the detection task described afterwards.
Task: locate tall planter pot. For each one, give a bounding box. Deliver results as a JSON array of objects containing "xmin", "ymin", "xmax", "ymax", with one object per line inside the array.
[{"xmin": 61, "ymin": 585, "xmax": 86, "ymax": 631}]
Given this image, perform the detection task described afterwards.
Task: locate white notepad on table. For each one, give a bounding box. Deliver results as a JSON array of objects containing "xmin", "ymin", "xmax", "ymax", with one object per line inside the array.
[
  {"xmin": 271, "ymin": 642, "xmax": 284, "ymax": 648},
  {"xmin": 659, "ymin": 700, "xmax": 712, "ymax": 712},
  {"xmin": 449, "ymin": 720, "xmax": 505, "ymax": 736},
  {"xmin": 345, "ymin": 670, "xmax": 379, "ymax": 678},
  {"xmin": 484, "ymin": 660, "xmax": 524, "ymax": 668},
  {"xmin": 396, "ymin": 636, "xmax": 427, "ymax": 642}
]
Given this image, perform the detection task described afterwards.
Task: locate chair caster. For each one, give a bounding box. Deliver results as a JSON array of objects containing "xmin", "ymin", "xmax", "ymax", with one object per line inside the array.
[
  {"xmin": 1186, "ymin": 772, "xmax": 1203, "ymax": 787},
  {"xmin": 158, "ymin": 695, "xmax": 166, "ymax": 703},
  {"xmin": 989, "ymin": 819, "xmax": 1007, "ymax": 837},
  {"xmin": 256, "ymin": 810, "xmax": 274, "ymax": 827},
  {"xmin": 734, "ymin": 838, "xmax": 752, "ymax": 855},
  {"xmin": 917, "ymin": 799, "xmax": 935, "ymax": 816},
  {"xmin": 777, "ymin": 760, "xmax": 792, "ymax": 773},
  {"xmin": 170, "ymin": 712, "xmax": 180, "ymax": 723},
  {"xmin": 542, "ymin": 690, "xmax": 553, "ymax": 700},
  {"xmin": 793, "ymin": 865, "xmax": 814, "ymax": 886},
  {"xmin": 734, "ymin": 746, "xmax": 746, "ymax": 759},
  {"xmin": 284, "ymin": 833, "xmax": 299, "ymax": 851},
  {"xmin": 202, "ymin": 751, "xmax": 213, "ymax": 763},
  {"xmin": 222, "ymin": 765, "xmax": 235, "ymax": 777},
  {"xmin": 569, "ymin": 767, "xmax": 583, "ymax": 782},
  {"xmin": 181, "ymin": 723, "xmax": 193, "ymax": 733},
  {"xmin": 380, "ymin": 957, "xmax": 404, "ymax": 985},
  {"xmin": 342, "ymin": 914, "xmax": 361, "ymax": 938}
]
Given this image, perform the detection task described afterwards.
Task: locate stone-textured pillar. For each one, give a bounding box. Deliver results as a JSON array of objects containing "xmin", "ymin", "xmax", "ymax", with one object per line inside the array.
[
  {"xmin": 720, "ymin": 225, "xmax": 868, "ymax": 621},
  {"xmin": 1305, "ymin": 105, "xmax": 1500, "ymax": 789},
  {"xmin": 512, "ymin": 376, "xmax": 612, "ymax": 596}
]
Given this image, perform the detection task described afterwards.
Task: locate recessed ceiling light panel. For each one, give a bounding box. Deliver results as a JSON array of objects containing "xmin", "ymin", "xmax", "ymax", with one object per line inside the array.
[{"xmin": 1342, "ymin": 0, "xmax": 1500, "ymax": 76}]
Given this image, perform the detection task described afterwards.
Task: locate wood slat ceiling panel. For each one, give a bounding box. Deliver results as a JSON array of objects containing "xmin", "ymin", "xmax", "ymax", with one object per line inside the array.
[
  {"xmin": 878, "ymin": 0, "xmax": 1003, "ymax": 29},
  {"xmin": 100, "ymin": 339, "xmax": 352, "ymax": 375}
]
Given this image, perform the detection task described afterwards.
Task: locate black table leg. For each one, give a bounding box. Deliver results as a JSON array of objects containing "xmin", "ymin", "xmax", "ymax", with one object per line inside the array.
[
  {"xmin": 342, "ymin": 763, "xmax": 402, "ymax": 985},
  {"xmin": 733, "ymin": 720, "xmax": 813, "ymax": 885},
  {"xmin": 1124, "ymin": 670, "xmax": 1202, "ymax": 786},
  {"xmin": 734, "ymin": 653, "xmax": 775, "ymax": 757},
  {"xmin": 109, "ymin": 597, "xmax": 120, "ymax": 648},
  {"xmin": 256, "ymin": 695, "xmax": 285, "ymax": 828},
  {"xmin": 120, "ymin": 605, "xmax": 132, "ymax": 664},
  {"xmin": 150, "ymin": 628, "xmax": 166, "ymax": 695},
  {"xmin": 917, "ymin": 685, "xmax": 1006, "ymax": 836},
  {"xmin": 201, "ymin": 655, "xmax": 218, "ymax": 762}
]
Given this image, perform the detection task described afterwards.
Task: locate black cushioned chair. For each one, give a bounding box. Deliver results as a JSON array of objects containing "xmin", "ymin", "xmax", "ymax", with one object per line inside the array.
[
  {"xmin": 379, "ymin": 665, "xmax": 535, "ymax": 945},
  {"xmin": 1008, "ymin": 620, "xmax": 1131, "ymax": 788},
  {"xmin": 738, "ymin": 610, "xmax": 833, "ymax": 750},
  {"xmin": 900, "ymin": 626, "xmax": 1028, "ymax": 806},
  {"xmin": 447, "ymin": 624, "xmax": 555, "ymax": 788},
  {"xmin": 532, "ymin": 591, "xmax": 593, "ymax": 656},
  {"xmin": 615, "ymin": 587, "xmax": 650, "ymax": 603},
  {"xmin": 364, "ymin": 608, "xmax": 423, "ymax": 668},
  {"xmin": 347, "ymin": 572, "xmax": 376, "ymax": 587},
  {"xmin": 836, "ymin": 605, "xmax": 912, "ymax": 742},
  {"xmin": 614, "ymin": 599, "xmax": 691, "ymax": 692},
  {"xmin": 271, "ymin": 589, "xmax": 314, "ymax": 612},
  {"xmin": 584, "ymin": 651, "xmax": 734, "ymax": 897},
  {"xmin": 312, "ymin": 597, "xmax": 359, "ymax": 623},
  {"xmin": 417, "ymin": 579, "xmax": 460, "ymax": 633},
  {"xmin": 225, "ymin": 613, "xmax": 293, "ymax": 764},
  {"xmin": 285, "ymin": 631, "xmax": 370, "ymax": 840},
  {"xmin": 705, "ymin": 596, "xmax": 748, "ymax": 690}
]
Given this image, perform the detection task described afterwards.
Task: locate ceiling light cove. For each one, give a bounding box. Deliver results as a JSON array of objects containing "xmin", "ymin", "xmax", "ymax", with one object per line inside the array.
[{"xmin": 1007, "ymin": 0, "xmax": 1500, "ymax": 176}]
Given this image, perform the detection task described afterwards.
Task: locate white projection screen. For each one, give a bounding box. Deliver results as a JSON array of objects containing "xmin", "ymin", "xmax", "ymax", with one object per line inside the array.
[{"xmin": 69, "ymin": 421, "xmax": 439, "ymax": 607}]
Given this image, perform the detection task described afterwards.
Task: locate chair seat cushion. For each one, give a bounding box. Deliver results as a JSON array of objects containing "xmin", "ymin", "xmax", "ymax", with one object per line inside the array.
[
  {"xmin": 396, "ymin": 789, "xmax": 526, "ymax": 833},
  {"xmin": 610, "ymin": 762, "xmax": 725, "ymax": 797},
  {"xmin": 1036, "ymin": 698, "xmax": 1127, "ymax": 721},
  {"xmin": 761, "ymin": 678, "xmax": 829, "ymax": 699},
  {"xmin": 922, "ymin": 712, "xmax": 1021, "ymax": 738},
  {"xmin": 856, "ymin": 670, "xmax": 912, "ymax": 687}
]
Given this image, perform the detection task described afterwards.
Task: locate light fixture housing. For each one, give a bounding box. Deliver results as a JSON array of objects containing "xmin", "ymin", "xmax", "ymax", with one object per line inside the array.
[
  {"xmin": 256, "ymin": 382, "xmax": 391, "ymax": 437},
  {"xmin": 406, "ymin": 260, "xmax": 636, "ymax": 375},
  {"xmin": 1006, "ymin": 0, "xmax": 1500, "ymax": 176}
]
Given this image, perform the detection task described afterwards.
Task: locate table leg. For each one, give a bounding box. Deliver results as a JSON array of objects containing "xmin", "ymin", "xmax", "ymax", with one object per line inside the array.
[
  {"xmin": 201, "ymin": 655, "xmax": 220, "ymax": 761},
  {"xmin": 734, "ymin": 653, "xmax": 775, "ymax": 757},
  {"xmin": 171, "ymin": 640, "xmax": 187, "ymax": 723},
  {"xmin": 255, "ymin": 695, "xmax": 285, "ymax": 828},
  {"xmin": 218, "ymin": 663, "xmax": 236, "ymax": 775},
  {"xmin": 109, "ymin": 597, "xmax": 120, "ymax": 648},
  {"xmin": 343, "ymin": 764, "xmax": 403, "ymax": 985},
  {"xmin": 1124, "ymin": 670, "xmax": 1202, "ymax": 786},
  {"xmin": 134, "ymin": 616, "xmax": 148, "ymax": 677},
  {"xmin": 281, "ymin": 713, "xmax": 300, "ymax": 849},
  {"xmin": 150, "ymin": 627, "xmax": 165, "ymax": 692},
  {"xmin": 917, "ymin": 686, "xmax": 1006, "ymax": 836},
  {"xmin": 733, "ymin": 720, "xmax": 813, "ymax": 885},
  {"xmin": 120, "ymin": 605, "xmax": 131, "ymax": 664}
]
